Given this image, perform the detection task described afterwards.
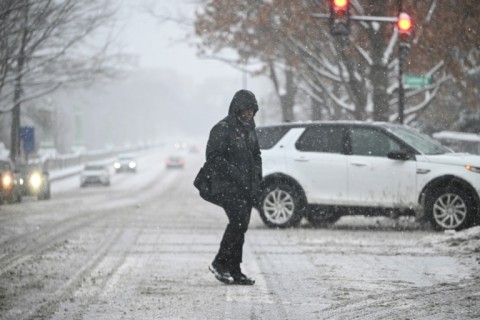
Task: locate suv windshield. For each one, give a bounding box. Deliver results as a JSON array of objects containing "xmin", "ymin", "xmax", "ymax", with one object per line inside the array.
[
  {"xmin": 256, "ymin": 126, "xmax": 290, "ymax": 150},
  {"xmin": 389, "ymin": 127, "xmax": 451, "ymax": 155},
  {"xmin": 85, "ymin": 165, "xmax": 105, "ymax": 171}
]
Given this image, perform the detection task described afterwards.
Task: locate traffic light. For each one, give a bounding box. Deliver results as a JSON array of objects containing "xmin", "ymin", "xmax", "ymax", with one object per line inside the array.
[
  {"xmin": 333, "ymin": 0, "xmax": 348, "ymax": 10},
  {"xmin": 329, "ymin": 0, "xmax": 350, "ymax": 36},
  {"xmin": 397, "ymin": 12, "xmax": 412, "ymax": 42}
]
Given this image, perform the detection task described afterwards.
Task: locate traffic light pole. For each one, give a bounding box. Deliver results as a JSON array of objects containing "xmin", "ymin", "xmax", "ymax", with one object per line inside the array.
[
  {"xmin": 397, "ymin": 0, "xmax": 405, "ymax": 124},
  {"xmin": 398, "ymin": 46, "xmax": 406, "ymax": 124}
]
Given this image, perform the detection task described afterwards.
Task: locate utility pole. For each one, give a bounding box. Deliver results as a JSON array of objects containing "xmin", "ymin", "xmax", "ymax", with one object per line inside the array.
[
  {"xmin": 397, "ymin": 5, "xmax": 413, "ymax": 124},
  {"xmin": 242, "ymin": 70, "xmax": 247, "ymax": 89},
  {"xmin": 242, "ymin": 58, "xmax": 248, "ymax": 89}
]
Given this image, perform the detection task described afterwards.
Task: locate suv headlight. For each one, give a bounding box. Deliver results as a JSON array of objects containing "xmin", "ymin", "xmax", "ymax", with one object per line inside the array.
[
  {"xmin": 30, "ymin": 172, "xmax": 42, "ymax": 188},
  {"xmin": 2, "ymin": 173, "xmax": 12, "ymax": 189},
  {"xmin": 466, "ymin": 165, "xmax": 480, "ymax": 174}
]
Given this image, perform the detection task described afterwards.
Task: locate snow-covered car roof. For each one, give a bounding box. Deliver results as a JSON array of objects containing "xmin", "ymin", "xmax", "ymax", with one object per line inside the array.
[
  {"xmin": 432, "ymin": 130, "xmax": 480, "ymax": 142},
  {"xmin": 256, "ymin": 120, "xmax": 407, "ymax": 129}
]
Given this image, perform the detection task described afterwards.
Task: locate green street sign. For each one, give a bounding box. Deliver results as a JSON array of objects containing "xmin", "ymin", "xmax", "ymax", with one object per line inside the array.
[{"xmin": 404, "ymin": 75, "xmax": 432, "ymax": 89}]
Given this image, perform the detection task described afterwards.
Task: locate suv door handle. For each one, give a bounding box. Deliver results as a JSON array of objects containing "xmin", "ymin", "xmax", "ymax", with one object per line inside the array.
[
  {"xmin": 350, "ymin": 162, "xmax": 369, "ymax": 167},
  {"xmin": 294, "ymin": 157, "xmax": 309, "ymax": 162}
]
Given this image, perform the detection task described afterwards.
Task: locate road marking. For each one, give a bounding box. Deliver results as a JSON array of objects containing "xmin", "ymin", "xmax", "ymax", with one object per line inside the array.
[{"xmin": 224, "ymin": 241, "xmax": 275, "ymax": 319}]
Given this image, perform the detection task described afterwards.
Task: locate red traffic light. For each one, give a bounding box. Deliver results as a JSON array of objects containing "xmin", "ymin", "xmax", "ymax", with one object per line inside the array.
[
  {"xmin": 397, "ymin": 12, "xmax": 412, "ymax": 33},
  {"xmin": 329, "ymin": 0, "xmax": 350, "ymax": 35},
  {"xmin": 333, "ymin": 0, "xmax": 348, "ymax": 10}
]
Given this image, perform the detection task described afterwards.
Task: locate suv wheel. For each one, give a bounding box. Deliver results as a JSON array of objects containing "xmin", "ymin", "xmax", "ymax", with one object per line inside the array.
[
  {"xmin": 259, "ymin": 181, "xmax": 304, "ymax": 228},
  {"xmin": 38, "ymin": 184, "xmax": 51, "ymax": 200},
  {"xmin": 426, "ymin": 186, "xmax": 475, "ymax": 231},
  {"xmin": 306, "ymin": 208, "xmax": 341, "ymax": 227},
  {"xmin": 6, "ymin": 192, "xmax": 21, "ymax": 204},
  {"xmin": 45, "ymin": 185, "xmax": 51, "ymax": 200}
]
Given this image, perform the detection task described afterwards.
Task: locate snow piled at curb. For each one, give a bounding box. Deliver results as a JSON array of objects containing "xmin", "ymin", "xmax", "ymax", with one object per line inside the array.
[{"xmin": 422, "ymin": 226, "xmax": 480, "ymax": 254}]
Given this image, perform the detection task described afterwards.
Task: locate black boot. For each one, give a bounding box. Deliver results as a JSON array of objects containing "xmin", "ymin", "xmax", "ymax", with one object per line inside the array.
[
  {"xmin": 230, "ymin": 266, "xmax": 255, "ymax": 285},
  {"xmin": 209, "ymin": 262, "xmax": 234, "ymax": 284}
]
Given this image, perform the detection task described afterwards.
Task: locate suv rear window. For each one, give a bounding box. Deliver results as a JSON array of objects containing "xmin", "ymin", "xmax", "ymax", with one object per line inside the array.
[
  {"xmin": 296, "ymin": 126, "xmax": 346, "ymax": 153},
  {"xmin": 256, "ymin": 126, "xmax": 290, "ymax": 150}
]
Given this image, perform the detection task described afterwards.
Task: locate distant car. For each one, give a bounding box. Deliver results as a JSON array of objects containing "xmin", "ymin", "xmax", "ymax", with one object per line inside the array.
[
  {"xmin": 0, "ymin": 160, "xmax": 22, "ymax": 204},
  {"xmin": 165, "ymin": 155, "xmax": 185, "ymax": 169},
  {"xmin": 16, "ymin": 163, "xmax": 51, "ymax": 200},
  {"xmin": 113, "ymin": 154, "xmax": 137, "ymax": 173},
  {"xmin": 174, "ymin": 142, "xmax": 188, "ymax": 150},
  {"xmin": 80, "ymin": 164, "xmax": 110, "ymax": 187}
]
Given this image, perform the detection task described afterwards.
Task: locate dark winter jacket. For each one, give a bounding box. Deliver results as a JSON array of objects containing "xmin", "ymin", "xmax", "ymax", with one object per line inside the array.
[{"xmin": 206, "ymin": 90, "xmax": 262, "ymax": 202}]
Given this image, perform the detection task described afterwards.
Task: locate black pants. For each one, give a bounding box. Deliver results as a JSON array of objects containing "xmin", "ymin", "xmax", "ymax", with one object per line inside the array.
[{"xmin": 213, "ymin": 196, "xmax": 252, "ymax": 271}]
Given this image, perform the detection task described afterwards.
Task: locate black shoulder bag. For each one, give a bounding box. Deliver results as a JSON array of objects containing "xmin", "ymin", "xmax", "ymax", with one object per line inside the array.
[{"xmin": 193, "ymin": 162, "xmax": 222, "ymax": 206}]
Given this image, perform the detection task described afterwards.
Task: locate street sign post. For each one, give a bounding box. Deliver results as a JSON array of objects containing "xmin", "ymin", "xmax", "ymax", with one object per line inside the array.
[
  {"xmin": 404, "ymin": 75, "xmax": 432, "ymax": 89},
  {"xmin": 20, "ymin": 126, "xmax": 35, "ymax": 161}
]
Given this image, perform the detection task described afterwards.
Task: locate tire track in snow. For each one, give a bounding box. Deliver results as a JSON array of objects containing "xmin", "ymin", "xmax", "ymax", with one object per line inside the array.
[
  {"xmin": 4, "ymin": 228, "xmax": 123, "ymax": 320},
  {"xmin": 49, "ymin": 228, "xmax": 143, "ymax": 320},
  {"xmin": 0, "ymin": 165, "xmax": 178, "ymax": 276}
]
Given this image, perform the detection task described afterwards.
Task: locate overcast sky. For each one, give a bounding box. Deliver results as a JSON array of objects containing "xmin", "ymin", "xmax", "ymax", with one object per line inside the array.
[
  {"xmin": 55, "ymin": 0, "xmax": 276, "ymax": 150},
  {"xmin": 117, "ymin": 0, "xmax": 244, "ymax": 85},
  {"xmin": 9, "ymin": 1, "xmax": 239, "ymax": 153}
]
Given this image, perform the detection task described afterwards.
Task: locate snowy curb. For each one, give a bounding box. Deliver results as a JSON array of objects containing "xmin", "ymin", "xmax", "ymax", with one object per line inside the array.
[
  {"xmin": 48, "ymin": 166, "xmax": 84, "ymax": 182},
  {"xmin": 48, "ymin": 158, "xmax": 116, "ymax": 182},
  {"xmin": 421, "ymin": 226, "xmax": 480, "ymax": 254}
]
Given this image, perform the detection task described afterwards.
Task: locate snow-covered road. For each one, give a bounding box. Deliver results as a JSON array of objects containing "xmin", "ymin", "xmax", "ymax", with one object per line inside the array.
[{"xmin": 0, "ymin": 147, "xmax": 479, "ymax": 319}]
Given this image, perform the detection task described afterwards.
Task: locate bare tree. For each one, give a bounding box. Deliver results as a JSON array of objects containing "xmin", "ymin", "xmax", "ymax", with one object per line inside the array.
[
  {"xmin": 0, "ymin": 0, "xmax": 121, "ymax": 162},
  {"xmin": 0, "ymin": 1, "xmax": 21, "ymax": 105},
  {"xmin": 194, "ymin": 0, "xmax": 479, "ymax": 124}
]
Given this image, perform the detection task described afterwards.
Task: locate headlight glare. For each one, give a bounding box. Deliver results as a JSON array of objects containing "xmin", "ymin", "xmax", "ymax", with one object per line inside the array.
[
  {"xmin": 30, "ymin": 173, "xmax": 42, "ymax": 188},
  {"xmin": 129, "ymin": 162, "xmax": 136, "ymax": 168},
  {"xmin": 2, "ymin": 174, "xmax": 12, "ymax": 188},
  {"xmin": 113, "ymin": 162, "xmax": 121, "ymax": 169}
]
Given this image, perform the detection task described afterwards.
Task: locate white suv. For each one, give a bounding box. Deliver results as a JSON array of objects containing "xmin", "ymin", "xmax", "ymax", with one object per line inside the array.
[{"xmin": 256, "ymin": 122, "xmax": 480, "ymax": 231}]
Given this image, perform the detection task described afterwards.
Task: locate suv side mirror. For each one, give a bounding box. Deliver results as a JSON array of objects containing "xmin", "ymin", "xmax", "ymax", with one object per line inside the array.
[{"xmin": 387, "ymin": 150, "xmax": 412, "ymax": 161}]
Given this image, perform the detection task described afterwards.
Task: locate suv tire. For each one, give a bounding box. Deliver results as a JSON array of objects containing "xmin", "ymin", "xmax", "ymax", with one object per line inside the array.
[
  {"xmin": 426, "ymin": 185, "xmax": 475, "ymax": 231},
  {"xmin": 6, "ymin": 192, "xmax": 21, "ymax": 204},
  {"xmin": 259, "ymin": 181, "xmax": 304, "ymax": 228},
  {"xmin": 38, "ymin": 184, "xmax": 51, "ymax": 200}
]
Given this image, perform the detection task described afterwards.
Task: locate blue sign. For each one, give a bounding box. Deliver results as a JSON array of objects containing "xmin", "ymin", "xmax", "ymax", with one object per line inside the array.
[{"xmin": 20, "ymin": 126, "xmax": 35, "ymax": 153}]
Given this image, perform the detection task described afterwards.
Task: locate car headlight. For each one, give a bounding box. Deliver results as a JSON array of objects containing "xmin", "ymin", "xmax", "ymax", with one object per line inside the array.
[
  {"xmin": 2, "ymin": 174, "xmax": 12, "ymax": 189},
  {"xmin": 30, "ymin": 173, "xmax": 42, "ymax": 189},
  {"xmin": 466, "ymin": 165, "xmax": 480, "ymax": 174},
  {"xmin": 19, "ymin": 178, "xmax": 24, "ymax": 185},
  {"xmin": 113, "ymin": 162, "xmax": 121, "ymax": 169},
  {"xmin": 129, "ymin": 162, "xmax": 136, "ymax": 169}
]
